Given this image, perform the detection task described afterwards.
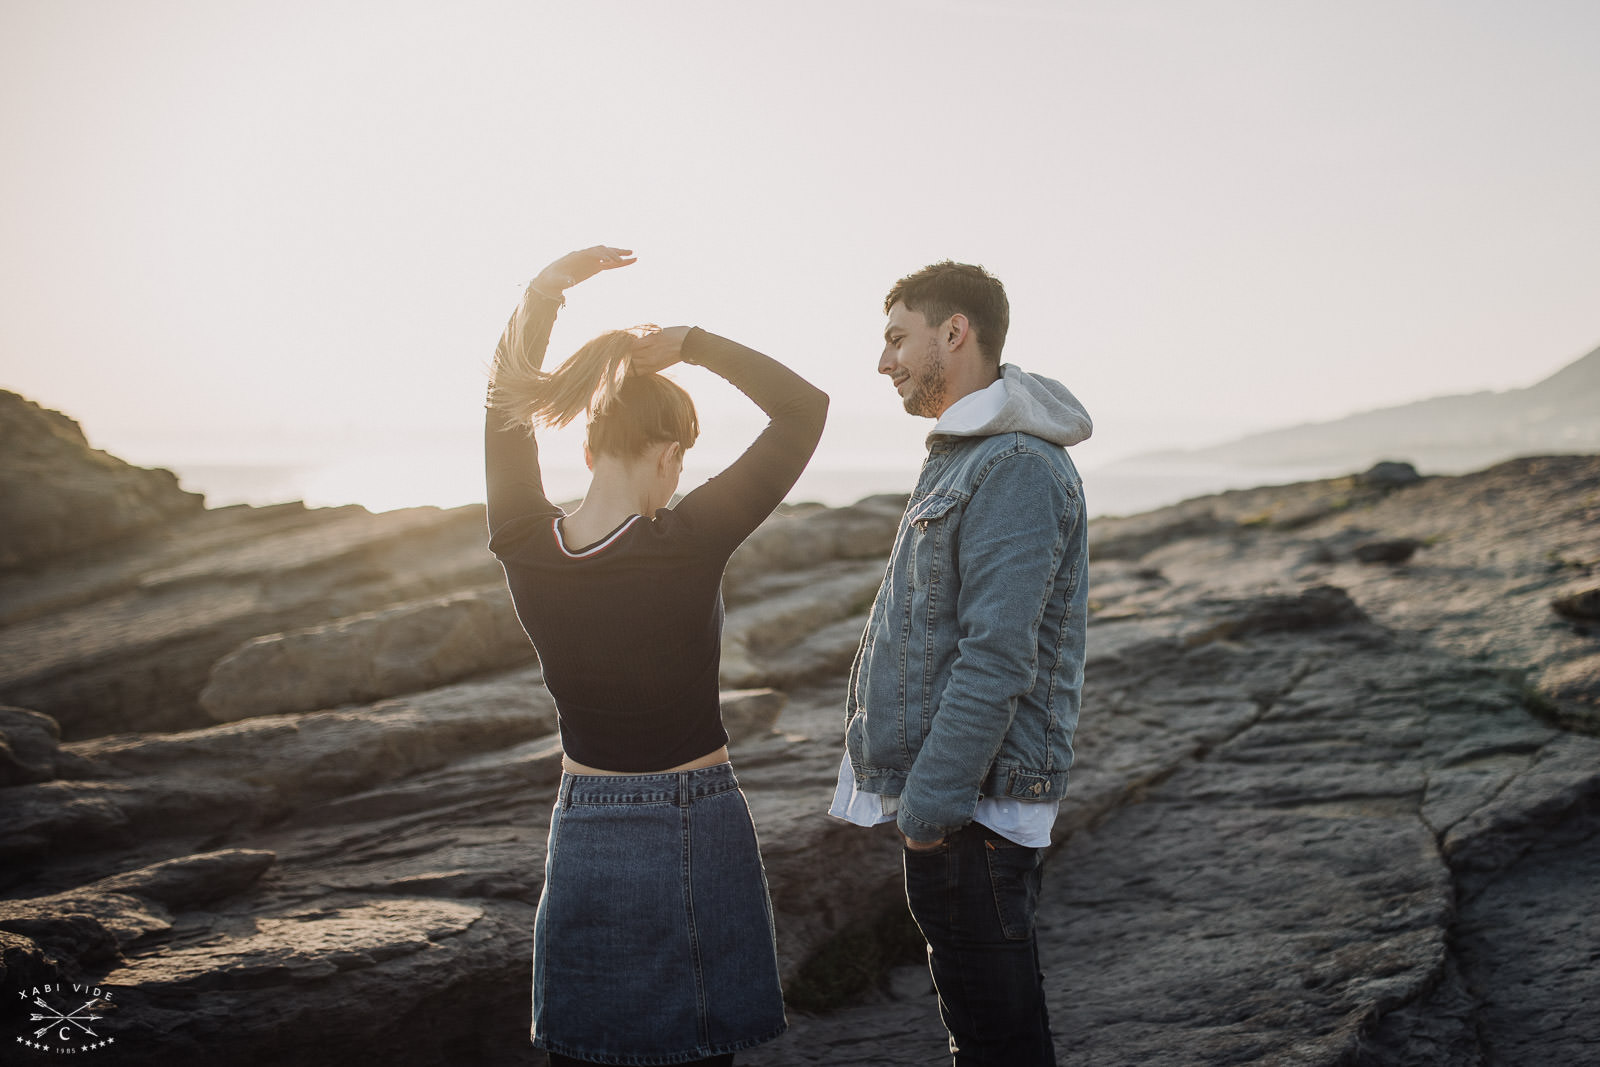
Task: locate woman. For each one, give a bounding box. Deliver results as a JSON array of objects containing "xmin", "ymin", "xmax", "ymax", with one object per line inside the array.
[{"xmin": 484, "ymin": 245, "xmax": 828, "ymax": 1066}]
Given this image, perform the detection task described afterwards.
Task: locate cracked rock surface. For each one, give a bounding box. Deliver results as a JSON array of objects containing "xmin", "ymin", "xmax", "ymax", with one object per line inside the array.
[{"xmin": 2, "ymin": 450, "xmax": 1598, "ymax": 1065}]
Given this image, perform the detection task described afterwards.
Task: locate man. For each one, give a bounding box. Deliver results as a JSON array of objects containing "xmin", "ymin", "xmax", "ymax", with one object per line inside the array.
[{"xmin": 831, "ymin": 260, "xmax": 1092, "ymax": 1066}]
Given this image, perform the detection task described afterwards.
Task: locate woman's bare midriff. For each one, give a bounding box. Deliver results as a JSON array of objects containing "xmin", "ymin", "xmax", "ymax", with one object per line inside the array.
[{"xmin": 562, "ymin": 745, "xmax": 731, "ymax": 777}]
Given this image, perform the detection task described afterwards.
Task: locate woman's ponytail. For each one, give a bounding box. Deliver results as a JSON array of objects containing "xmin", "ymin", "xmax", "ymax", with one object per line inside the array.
[
  {"xmin": 492, "ymin": 328, "xmax": 700, "ymax": 459},
  {"xmin": 491, "ymin": 330, "xmax": 637, "ymax": 430}
]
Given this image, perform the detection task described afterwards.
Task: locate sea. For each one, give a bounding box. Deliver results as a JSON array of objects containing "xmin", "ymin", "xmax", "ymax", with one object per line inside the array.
[{"xmin": 124, "ymin": 430, "xmax": 1347, "ymax": 522}]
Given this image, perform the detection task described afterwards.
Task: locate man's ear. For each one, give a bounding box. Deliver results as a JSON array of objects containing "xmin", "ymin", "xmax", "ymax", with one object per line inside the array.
[{"xmin": 945, "ymin": 313, "xmax": 972, "ymax": 351}]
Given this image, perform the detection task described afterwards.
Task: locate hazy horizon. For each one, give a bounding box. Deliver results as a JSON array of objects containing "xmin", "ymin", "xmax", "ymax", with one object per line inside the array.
[{"xmin": 4, "ymin": 0, "xmax": 1599, "ymax": 513}]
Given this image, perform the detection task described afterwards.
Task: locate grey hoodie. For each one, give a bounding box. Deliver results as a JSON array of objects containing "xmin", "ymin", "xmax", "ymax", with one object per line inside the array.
[{"xmin": 926, "ymin": 363, "xmax": 1093, "ymax": 449}]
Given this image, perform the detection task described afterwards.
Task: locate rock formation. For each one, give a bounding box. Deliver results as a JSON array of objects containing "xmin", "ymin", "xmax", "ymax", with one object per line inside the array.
[
  {"xmin": 0, "ymin": 391, "xmax": 203, "ymax": 571},
  {"xmin": 2, "ymin": 401, "xmax": 1597, "ymax": 1065},
  {"xmin": 0, "ymin": 501, "xmax": 502, "ymax": 738},
  {"xmin": 198, "ymin": 586, "xmax": 536, "ymax": 722}
]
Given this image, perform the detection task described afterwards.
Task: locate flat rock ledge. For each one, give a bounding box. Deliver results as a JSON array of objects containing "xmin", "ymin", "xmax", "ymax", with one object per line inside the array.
[{"xmin": 1, "ymin": 452, "xmax": 1597, "ymax": 1065}]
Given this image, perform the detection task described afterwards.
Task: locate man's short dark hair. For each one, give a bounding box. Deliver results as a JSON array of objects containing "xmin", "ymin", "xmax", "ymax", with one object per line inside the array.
[{"xmin": 884, "ymin": 261, "xmax": 1009, "ymax": 363}]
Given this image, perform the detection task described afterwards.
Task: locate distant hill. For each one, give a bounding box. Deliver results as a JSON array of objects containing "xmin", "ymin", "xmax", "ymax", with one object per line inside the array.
[{"xmin": 1125, "ymin": 342, "xmax": 1600, "ymax": 473}]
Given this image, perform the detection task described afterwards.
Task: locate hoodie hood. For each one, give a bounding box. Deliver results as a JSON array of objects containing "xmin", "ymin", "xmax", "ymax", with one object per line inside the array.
[{"xmin": 927, "ymin": 364, "xmax": 1093, "ymax": 448}]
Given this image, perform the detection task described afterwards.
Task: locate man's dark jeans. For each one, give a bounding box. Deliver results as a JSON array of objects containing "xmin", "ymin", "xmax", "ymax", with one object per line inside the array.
[{"xmin": 903, "ymin": 821, "xmax": 1056, "ymax": 1067}]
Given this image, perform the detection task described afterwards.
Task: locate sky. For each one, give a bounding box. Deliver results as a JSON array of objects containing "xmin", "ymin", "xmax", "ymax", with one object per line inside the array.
[{"xmin": 3, "ymin": 0, "xmax": 1598, "ymax": 510}]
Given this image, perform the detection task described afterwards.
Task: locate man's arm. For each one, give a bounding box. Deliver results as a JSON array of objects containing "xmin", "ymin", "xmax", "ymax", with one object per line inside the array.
[{"xmin": 895, "ymin": 447, "xmax": 1079, "ymax": 845}]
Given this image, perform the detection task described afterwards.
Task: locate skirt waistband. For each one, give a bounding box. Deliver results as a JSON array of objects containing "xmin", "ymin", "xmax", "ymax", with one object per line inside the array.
[{"xmin": 558, "ymin": 761, "xmax": 738, "ymax": 807}]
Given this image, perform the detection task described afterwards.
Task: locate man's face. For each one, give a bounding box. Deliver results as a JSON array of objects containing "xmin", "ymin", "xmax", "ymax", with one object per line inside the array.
[{"xmin": 880, "ymin": 301, "xmax": 949, "ymax": 418}]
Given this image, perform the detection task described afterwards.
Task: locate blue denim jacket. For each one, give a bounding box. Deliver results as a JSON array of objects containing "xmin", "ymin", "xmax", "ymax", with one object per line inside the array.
[{"xmin": 845, "ymin": 365, "xmax": 1092, "ymax": 843}]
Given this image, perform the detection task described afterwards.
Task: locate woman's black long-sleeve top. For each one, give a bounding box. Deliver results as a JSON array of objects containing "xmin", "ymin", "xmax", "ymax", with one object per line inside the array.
[{"xmin": 485, "ymin": 287, "xmax": 829, "ymax": 772}]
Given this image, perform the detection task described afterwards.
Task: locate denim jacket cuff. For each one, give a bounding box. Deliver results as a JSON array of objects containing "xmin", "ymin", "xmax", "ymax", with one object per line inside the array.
[{"xmin": 897, "ymin": 805, "xmax": 959, "ymax": 844}]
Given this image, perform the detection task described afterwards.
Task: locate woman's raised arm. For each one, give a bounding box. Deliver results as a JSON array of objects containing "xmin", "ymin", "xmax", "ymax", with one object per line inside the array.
[{"xmin": 484, "ymin": 246, "xmax": 635, "ymax": 537}]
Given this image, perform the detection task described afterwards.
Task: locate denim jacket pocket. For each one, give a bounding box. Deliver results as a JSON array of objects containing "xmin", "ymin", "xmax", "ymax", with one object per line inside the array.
[{"xmin": 905, "ymin": 493, "xmax": 960, "ymax": 593}]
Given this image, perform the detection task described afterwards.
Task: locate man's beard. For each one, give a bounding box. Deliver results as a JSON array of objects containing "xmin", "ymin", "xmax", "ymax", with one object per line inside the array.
[{"xmin": 903, "ymin": 341, "xmax": 947, "ymax": 418}]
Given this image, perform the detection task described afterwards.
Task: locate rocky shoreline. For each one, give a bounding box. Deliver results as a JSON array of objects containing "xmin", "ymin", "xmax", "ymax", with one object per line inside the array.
[{"xmin": 2, "ymin": 389, "xmax": 1598, "ymax": 1065}]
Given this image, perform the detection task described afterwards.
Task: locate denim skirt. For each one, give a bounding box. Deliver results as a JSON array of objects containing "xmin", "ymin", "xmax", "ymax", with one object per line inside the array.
[{"xmin": 531, "ymin": 762, "xmax": 787, "ymax": 1064}]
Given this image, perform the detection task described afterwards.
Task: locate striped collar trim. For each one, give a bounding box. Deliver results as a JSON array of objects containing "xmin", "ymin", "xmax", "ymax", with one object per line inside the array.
[{"xmin": 552, "ymin": 514, "xmax": 642, "ymax": 559}]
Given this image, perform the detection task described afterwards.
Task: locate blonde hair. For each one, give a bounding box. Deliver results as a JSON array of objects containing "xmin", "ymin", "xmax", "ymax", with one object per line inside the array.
[{"xmin": 492, "ymin": 329, "xmax": 700, "ymax": 459}]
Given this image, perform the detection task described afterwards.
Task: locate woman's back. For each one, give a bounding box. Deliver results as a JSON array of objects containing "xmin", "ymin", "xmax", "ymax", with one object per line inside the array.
[{"xmin": 492, "ymin": 504, "xmax": 732, "ymax": 771}]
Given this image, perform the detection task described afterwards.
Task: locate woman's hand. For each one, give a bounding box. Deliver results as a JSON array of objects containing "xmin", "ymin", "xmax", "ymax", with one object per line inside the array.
[
  {"xmin": 630, "ymin": 325, "xmax": 692, "ymax": 375},
  {"xmin": 533, "ymin": 245, "xmax": 636, "ymax": 294}
]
